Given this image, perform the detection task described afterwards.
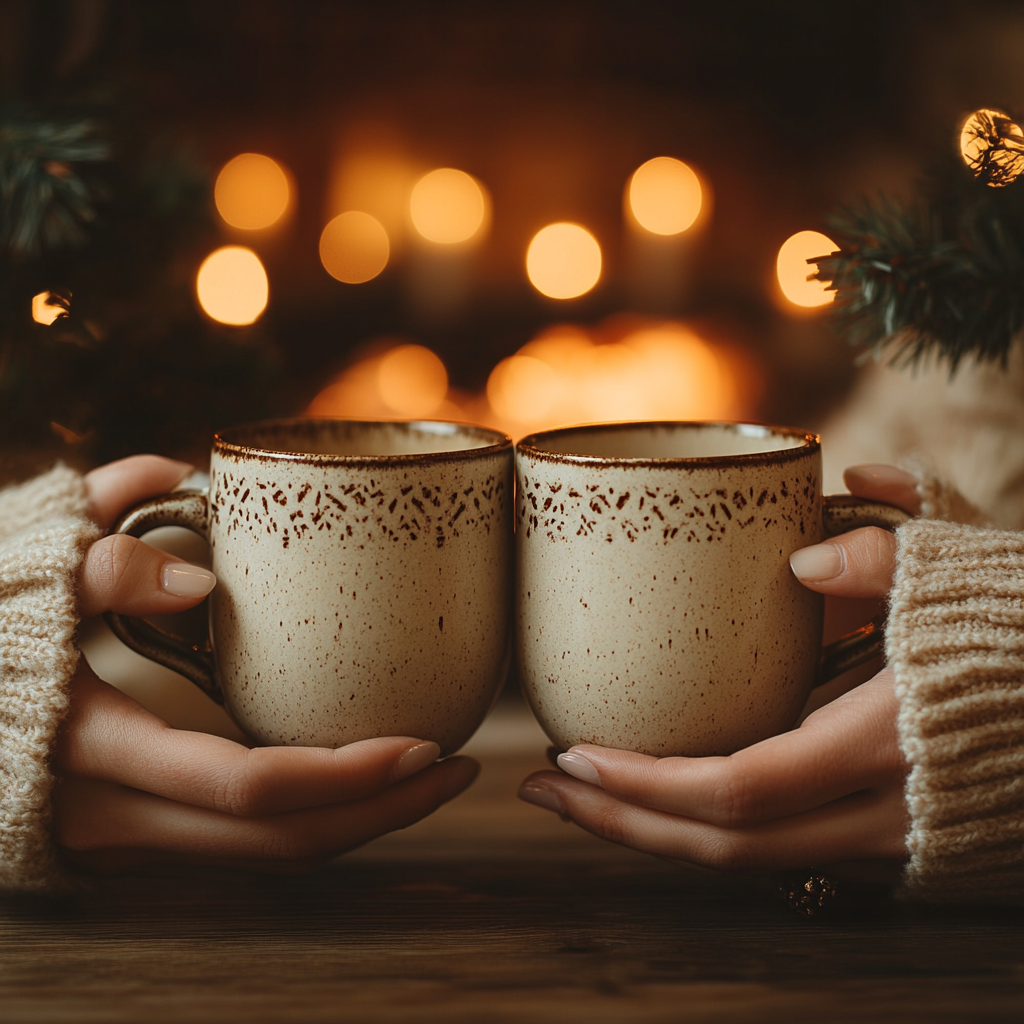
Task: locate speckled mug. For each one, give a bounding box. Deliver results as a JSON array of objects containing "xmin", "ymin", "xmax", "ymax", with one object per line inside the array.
[
  {"xmin": 106, "ymin": 419, "xmax": 514, "ymax": 754},
  {"xmin": 516, "ymin": 421, "xmax": 907, "ymax": 757}
]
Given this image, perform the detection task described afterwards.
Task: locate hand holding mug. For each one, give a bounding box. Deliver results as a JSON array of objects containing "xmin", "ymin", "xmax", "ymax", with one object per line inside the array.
[
  {"xmin": 54, "ymin": 455, "xmax": 478, "ymax": 874},
  {"xmin": 518, "ymin": 464, "xmax": 919, "ymax": 876}
]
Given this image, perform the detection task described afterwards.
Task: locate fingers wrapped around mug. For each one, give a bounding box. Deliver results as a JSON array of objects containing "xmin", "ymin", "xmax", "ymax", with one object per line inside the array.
[
  {"xmin": 53, "ymin": 667, "xmax": 478, "ymax": 869},
  {"xmin": 518, "ymin": 669, "xmax": 909, "ymax": 871}
]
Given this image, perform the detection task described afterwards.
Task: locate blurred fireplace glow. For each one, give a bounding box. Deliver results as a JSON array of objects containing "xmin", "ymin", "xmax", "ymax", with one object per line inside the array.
[
  {"xmin": 319, "ymin": 211, "xmax": 390, "ymax": 283},
  {"xmin": 306, "ymin": 318, "xmax": 759, "ymax": 438},
  {"xmin": 196, "ymin": 246, "xmax": 269, "ymax": 325},
  {"xmin": 526, "ymin": 223, "xmax": 602, "ymax": 299},
  {"xmin": 377, "ymin": 344, "xmax": 449, "ymax": 416},
  {"xmin": 214, "ymin": 153, "xmax": 292, "ymax": 230},
  {"xmin": 410, "ymin": 168, "xmax": 489, "ymax": 244},
  {"xmin": 776, "ymin": 230, "xmax": 837, "ymax": 309},
  {"xmin": 627, "ymin": 157, "xmax": 702, "ymax": 235}
]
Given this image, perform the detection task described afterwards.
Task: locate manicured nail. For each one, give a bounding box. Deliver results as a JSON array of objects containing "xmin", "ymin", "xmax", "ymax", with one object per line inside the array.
[
  {"xmin": 846, "ymin": 464, "xmax": 917, "ymax": 488},
  {"xmin": 557, "ymin": 752, "xmax": 602, "ymax": 786},
  {"xmin": 518, "ymin": 782, "xmax": 568, "ymax": 819},
  {"xmin": 789, "ymin": 542, "xmax": 843, "ymax": 581},
  {"xmin": 392, "ymin": 741, "xmax": 441, "ymax": 782},
  {"xmin": 161, "ymin": 562, "xmax": 217, "ymax": 598}
]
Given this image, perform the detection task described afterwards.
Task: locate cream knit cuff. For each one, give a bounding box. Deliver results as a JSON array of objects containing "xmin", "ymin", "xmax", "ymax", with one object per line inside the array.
[
  {"xmin": 0, "ymin": 464, "xmax": 101, "ymax": 892},
  {"xmin": 888, "ymin": 518, "xmax": 1024, "ymax": 904}
]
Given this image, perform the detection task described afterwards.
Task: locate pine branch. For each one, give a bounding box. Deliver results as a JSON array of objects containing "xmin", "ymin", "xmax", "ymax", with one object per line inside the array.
[
  {"xmin": 0, "ymin": 111, "xmax": 109, "ymax": 258},
  {"xmin": 812, "ymin": 155, "xmax": 1024, "ymax": 370}
]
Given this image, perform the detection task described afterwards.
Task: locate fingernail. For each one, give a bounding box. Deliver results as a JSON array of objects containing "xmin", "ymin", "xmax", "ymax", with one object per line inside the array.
[
  {"xmin": 392, "ymin": 741, "xmax": 441, "ymax": 782},
  {"xmin": 789, "ymin": 542, "xmax": 843, "ymax": 581},
  {"xmin": 557, "ymin": 752, "xmax": 602, "ymax": 786},
  {"xmin": 847, "ymin": 464, "xmax": 917, "ymax": 488},
  {"xmin": 169, "ymin": 460, "xmax": 196, "ymax": 484},
  {"xmin": 518, "ymin": 783, "xmax": 568, "ymax": 820},
  {"xmin": 161, "ymin": 562, "xmax": 217, "ymax": 598}
]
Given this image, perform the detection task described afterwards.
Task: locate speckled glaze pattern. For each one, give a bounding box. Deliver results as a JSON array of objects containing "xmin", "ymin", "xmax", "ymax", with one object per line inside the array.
[
  {"xmin": 516, "ymin": 422, "xmax": 826, "ymax": 758},
  {"xmin": 113, "ymin": 420, "xmax": 513, "ymax": 755}
]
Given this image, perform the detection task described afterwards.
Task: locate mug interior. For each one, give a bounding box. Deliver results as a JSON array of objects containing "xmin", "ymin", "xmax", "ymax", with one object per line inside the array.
[
  {"xmin": 216, "ymin": 418, "xmax": 510, "ymax": 460},
  {"xmin": 520, "ymin": 421, "xmax": 814, "ymax": 461}
]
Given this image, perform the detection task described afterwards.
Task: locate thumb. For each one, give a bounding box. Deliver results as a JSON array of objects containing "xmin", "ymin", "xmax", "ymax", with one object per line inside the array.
[{"xmin": 78, "ymin": 533, "xmax": 216, "ymax": 618}]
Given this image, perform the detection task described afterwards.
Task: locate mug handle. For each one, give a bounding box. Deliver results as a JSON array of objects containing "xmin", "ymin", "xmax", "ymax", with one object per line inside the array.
[
  {"xmin": 103, "ymin": 491, "xmax": 223, "ymax": 704},
  {"xmin": 813, "ymin": 495, "xmax": 910, "ymax": 687}
]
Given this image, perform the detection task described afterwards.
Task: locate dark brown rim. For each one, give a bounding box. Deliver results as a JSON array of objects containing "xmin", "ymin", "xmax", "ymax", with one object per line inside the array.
[
  {"xmin": 214, "ymin": 417, "xmax": 513, "ymax": 466},
  {"xmin": 516, "ymin": 420, "xmax": 819, "ymax": 469}
]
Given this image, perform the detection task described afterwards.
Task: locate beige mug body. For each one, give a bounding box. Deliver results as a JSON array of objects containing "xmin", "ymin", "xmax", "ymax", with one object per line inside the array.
[
  {"xmin": 515, "ymin": 421, "xmax": 904, "ymax": 757},
  {"xmin": 107, "ymin": 419, "xmax": 514, "ymax": 755}
]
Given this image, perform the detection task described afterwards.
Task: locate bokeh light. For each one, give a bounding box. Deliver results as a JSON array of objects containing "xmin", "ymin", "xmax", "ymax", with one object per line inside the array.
[
  {"xmin": 319, "ymin": 212, "xmax": 390, "ymax": 283},
  {"xmin": 377, "ymin": 344, "xmax": 449, "ymax": 416},
  {"xmin": 776, "ymin": 230, "xmax": 837, "ymax": 308},
  {"xmin": 410, "ymin": 168, "xmax": 488, "ymax": 244},
  {"xmin": 487, "ymin": 355, "xmax": 561, "ymax": 423},
  {"xmin": 959, "ymin": 108, "xmax": 1024, "ymax": 187},
  {"xmin": 526, "ymin": 223, "xmax": 602, "ymax": 299},
  {"xmin": 627, "ymin": 157, "xmax": 702, "ymax": 235},
  {"xmin": 214, "ymin": 153, "xmax": 291, "ymax": 230},
  {"xmin": 31, "ymin": 291, "xmax": 63, "ymax": 325},
  {"xmin": 196, "ymin": 246, "xmax": 269, "ymax": 325}
]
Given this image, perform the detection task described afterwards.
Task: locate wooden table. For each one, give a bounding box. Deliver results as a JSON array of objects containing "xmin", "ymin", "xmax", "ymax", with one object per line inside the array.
[{"xmin": 2, "ymin": 696, "xmax": 1023, "ymax": 1023}]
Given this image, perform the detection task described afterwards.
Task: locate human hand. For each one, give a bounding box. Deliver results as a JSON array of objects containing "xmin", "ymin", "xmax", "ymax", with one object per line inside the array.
[
  {"xmin": 517, "ymin": 465, "xmax": 918, "ymax": 878},
  {"xmin": 55, "ymin": 456, "xmax": 478, "ymax": 874}
]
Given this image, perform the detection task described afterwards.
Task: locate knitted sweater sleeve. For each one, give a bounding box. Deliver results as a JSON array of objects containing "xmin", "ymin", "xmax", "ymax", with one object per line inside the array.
[
  {"xmin": 0, "ymin": 465, "xmax": 101, "ymax": 892},
  {"xmin": 887, "ymin": 517, "xmax": 1024, "ymax": 904}
]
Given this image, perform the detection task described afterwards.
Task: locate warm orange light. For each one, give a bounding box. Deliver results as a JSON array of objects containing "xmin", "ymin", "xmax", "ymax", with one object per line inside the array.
[
  {"xmin": 214, "ymin": 154, "xmax": 291, "ymax": 230},
  {"xmin": 959, "ymin": 108, "xmax": 1024, "ymax": 186},
  {"xmin": 526, "ymin": 223, "xmax": 602, "ymax": 299},
  {"xmin": 319, "ymin": 212, "xmax": 390, "ymax": 284},
  {"xmin": 627, "ymin": 157, "xmax": 702, "ymax": 235},
  {"xmin": 196, "ymin": 246, "xmax": 269, "ymax": 325},
  {"xmin": 31, "ymin": 291, "xmax": 63, "ymax": 325},
  {"xmin": 486, "ymin": 355, "xmax": 561, "ymax": 423},
  {"xmin": 410, "ymin": 168, "xmax": 488, "ymax": 244},
  {"xmin": 776, "ymin": 230, "xmax": 837, "ymax": 308},
  {"xmin": 377, "ymin": 344, "xmax": 448, "ymax": 416}
]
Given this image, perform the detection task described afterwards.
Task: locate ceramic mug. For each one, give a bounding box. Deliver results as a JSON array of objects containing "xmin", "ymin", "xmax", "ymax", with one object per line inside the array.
[
  {"xmin": 106, "ymin": 418, "xmax": 514, "ymax": 755},
  {"xmin": 515, "ymin": 421, "xmax": 907, "ymax": 758}
]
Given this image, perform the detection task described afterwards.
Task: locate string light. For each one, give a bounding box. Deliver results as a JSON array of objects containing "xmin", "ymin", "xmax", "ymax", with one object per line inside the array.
[
  {"xmin": 627, "ymin": 157, "xmax": 702, "ymax": 235},
  {"xmin": 319, "ymin": 212, "xmax": 390, "ymax": 283},
  {"xmin": 214, "ymin": 154, "xmax": 291, "ymax": 229},
  {"xmin": 196, "ymin": 246, "xmax": 269, "ymax": 325},
  {"xmin": 776, "ymin": 230, "xmax": 837, "ymax": 309},
  {"xmin": 526, "ymin": 223, "xmax": 602, "ymax": 299},
  {"xmin": 410, "ymin": 168, "xmax": 488, "ymax": 244}
]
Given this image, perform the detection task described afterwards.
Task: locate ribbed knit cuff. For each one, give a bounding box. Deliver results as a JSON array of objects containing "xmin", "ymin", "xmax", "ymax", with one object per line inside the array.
[
  {"xmin": 0, "ymin": 465, "xmax": 100, "ymax": 893},
  {"xmin": 887, "ymin": 518, "xmax": 1024, "ymax": 905}
]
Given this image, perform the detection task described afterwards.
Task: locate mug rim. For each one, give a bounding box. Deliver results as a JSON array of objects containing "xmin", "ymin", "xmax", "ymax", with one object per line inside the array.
[
  {"xmin": 214, "ymin": 417, "xmax": 513, "ymax": 465},
  {"xmin": 516, "ymin": 420, "xmax": 819, "ymax": 468}
]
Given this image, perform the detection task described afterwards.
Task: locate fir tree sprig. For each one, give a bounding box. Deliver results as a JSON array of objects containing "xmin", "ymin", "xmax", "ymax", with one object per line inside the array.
[
  {"xmin": 812, "ymin": 151, "xmax": 1024, "ymax": 370},
  {"xmin": 0, "ymin": 110, "xmax": 109, "ymax": 258}
]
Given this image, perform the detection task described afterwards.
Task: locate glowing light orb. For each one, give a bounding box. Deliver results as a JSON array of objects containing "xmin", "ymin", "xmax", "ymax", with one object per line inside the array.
[
  {"xmin": 776, "ymin": 230, "xmax": 837, "ymax": 308},
  {"xmin": 410, "ymin": 168, "xmax": 488, "ymax": 244},
  {"xmin": 196, "ymin": 246, "xmax": 269, "ymax": 325},
  {"xmin": 319, "ymin": 212, "xmax": 390, "ymax": 284},
  {"xmin": 487, "ymin": 354, "xmax": 561, "ymax": 423},
  {"xmin": 214, "ymin": 154, "xmax": 291, "ymax": 230},
  {"xmin": 526, "ymin": 223, "xmax": 602, "ymax": 299},
  {"xmin": 959, "ymin": 108, "xmax": 1024, "ymax": 187},
  {"xmin": 627, "ymin": 157, "xmax": 702, "ymax": 235},
  {"xmin": 31, "ymin": 291, "xmax": 64, "ymax": 325},
  {"xmin": 377, "ymin": 344, "xmax": 449, "ymax": 416}
]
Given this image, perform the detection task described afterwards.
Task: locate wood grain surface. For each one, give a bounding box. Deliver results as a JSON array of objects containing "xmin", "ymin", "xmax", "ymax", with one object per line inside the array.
[{"xmin": 2, "ymin": 698, "xmax": 1022, "ymax": 1024}]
